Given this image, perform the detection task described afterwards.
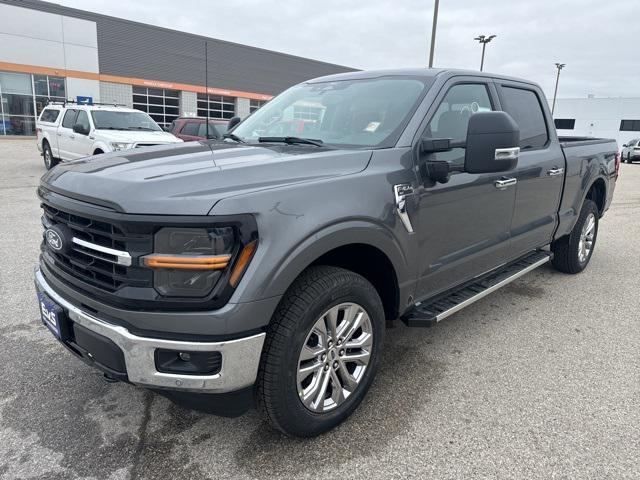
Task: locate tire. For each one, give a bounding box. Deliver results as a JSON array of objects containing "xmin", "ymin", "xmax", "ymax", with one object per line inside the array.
[
  {"xmin": 551, "ymin": 199, "xmax": 599, "ymax": 274},
  {"xmin": 256, "ymin": 265, "xmax": 385, "ymax": 437},
  {"xmin": 627, "ymin": 153, "xmax": 632, "ymax": 163},
  {"xmin": 42, "ymin": 141, "xmax": 58, "ymax": 170}
]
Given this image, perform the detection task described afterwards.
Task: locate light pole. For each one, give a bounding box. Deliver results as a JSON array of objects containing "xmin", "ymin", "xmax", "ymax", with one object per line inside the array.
[
  {"xmin": 474, "ymin": 34, "xmax": 496, "ymax": 71},
  {"xmin": 428, "ymin": 0, "xmax": 440, "ymax": 68},
  {"xmin": 551, "ymin": 63, "xmax": 566, "ymax": 116}
]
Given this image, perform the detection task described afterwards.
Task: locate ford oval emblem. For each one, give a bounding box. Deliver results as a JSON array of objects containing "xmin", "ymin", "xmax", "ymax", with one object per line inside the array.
[{"xmin": 45, "ymin": 229, "xmax": 63, "ymax": 251}]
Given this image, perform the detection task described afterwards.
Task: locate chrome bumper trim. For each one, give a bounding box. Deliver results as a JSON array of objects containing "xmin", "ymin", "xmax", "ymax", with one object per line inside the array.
[{"xmin": 35, "ymin": 268, "xmax": 265, "ymax": 393}]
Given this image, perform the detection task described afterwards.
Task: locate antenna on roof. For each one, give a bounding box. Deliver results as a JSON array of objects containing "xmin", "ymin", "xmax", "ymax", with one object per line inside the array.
[{"xmin": 205, "ymin": 41, "xmax": 210, "ymax": 140}]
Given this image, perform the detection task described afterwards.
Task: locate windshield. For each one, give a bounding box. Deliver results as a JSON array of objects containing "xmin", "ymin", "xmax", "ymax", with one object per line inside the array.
[
  {"xmin": 232, "ymin": 77, "xmax": 430, "ymax": 148},
  {"xmin": 91, "ymin": 111, "xmax": 162, "ymax": 131}
]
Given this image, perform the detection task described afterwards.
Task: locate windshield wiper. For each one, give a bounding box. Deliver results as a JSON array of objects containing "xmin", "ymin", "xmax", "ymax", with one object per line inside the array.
[
  {"xmin": 125, "ymin": 127, "xmax": 157, "ymax": 131},
  {"xmin": 258, "ymin": 136, "xmax": 325, "ymax": 147},
  {"xmin": 222, "ymin": 133, "xmax": 246, "ymax": 143}
]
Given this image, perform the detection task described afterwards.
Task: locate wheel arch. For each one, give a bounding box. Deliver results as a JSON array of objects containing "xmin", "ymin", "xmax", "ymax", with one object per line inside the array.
[
  {"xmin": 255, "ymin": 221, "xmax": 412, "ymax": 321},
  {"xmin": 585, "ymin": 177, "xmax": 606, "ymax": 216}
]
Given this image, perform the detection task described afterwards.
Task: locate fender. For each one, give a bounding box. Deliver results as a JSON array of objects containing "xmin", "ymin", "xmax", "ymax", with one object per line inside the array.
[{"xmin": 244, "ymin": 219, "xmax": 415, "ymax": 305}]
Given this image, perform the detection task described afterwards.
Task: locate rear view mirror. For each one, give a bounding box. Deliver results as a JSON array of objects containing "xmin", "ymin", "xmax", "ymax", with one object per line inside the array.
[
  {"xmin": 227, "ymin": 116, "xmax": 242, "ymax": 131},
  {"xmin": 464, "ymin": 111, "xmax": 520, "ymax": 174}
]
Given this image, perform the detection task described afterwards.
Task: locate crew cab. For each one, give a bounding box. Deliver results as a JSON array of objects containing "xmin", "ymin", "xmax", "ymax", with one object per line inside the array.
[
  {"xmin": 36, "ymin": 103, "xmax": 182, "ymax": 169},
  {"xmin": 34, "ymin": 69, "xmax": 618, "ymax": 437}
]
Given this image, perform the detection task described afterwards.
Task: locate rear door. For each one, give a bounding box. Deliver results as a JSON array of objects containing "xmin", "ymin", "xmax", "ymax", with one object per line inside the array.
[
  {"xmin": 495, "ymin": 81, "xmax": 565, "ymax": 259},
  {"xmin": 414, "ymin": 79, "xmax": 517, "ymax": 300},
  {"xmin": 57, "ymin": 109, "xmax": 78, "ymax": 160}
]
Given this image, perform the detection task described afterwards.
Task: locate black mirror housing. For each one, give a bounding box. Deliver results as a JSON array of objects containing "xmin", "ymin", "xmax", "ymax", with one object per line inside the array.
[
  {"xmin": 465, "ymin": 111, "xmax": 520, "ymax": 174},
  {"xmin": 227, "ymin": 116, "xmax": 242, "ymax": 131},
  {"xmin": 73, "ymin": 123, "xmax": 89, "ymax": 135}
]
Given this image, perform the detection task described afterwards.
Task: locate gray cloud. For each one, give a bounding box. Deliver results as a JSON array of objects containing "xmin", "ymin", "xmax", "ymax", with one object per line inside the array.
[{"xmin": 57, "ymin": 0, "xmax": 640, "ymax": 99}]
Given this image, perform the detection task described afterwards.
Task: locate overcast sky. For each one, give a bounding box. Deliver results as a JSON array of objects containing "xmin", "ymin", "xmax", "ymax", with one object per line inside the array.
[{"xmin": 56, "ymin": 0, "xmax": 639, "ymax": 99}]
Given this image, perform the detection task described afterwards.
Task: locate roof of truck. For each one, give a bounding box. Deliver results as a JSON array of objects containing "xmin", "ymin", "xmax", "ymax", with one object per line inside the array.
[{"xmin": 306, "ymin": 68, "xmax": 537, "ymax": 87}]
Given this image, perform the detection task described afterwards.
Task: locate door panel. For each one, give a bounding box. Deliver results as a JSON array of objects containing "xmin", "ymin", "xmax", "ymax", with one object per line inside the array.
[
  {"xmin": 69, "ymin": 110, "xmax": 94, "ymax": 159},
  {"xmin": 56, "ymin": 109, "xmax": 78, "ymax": 161},
  {"xmin": 414, "ymin": 81, "xmax": 516, "ymax": 301},
  {"xmin": 496, "ymin": 83, "xmax": 564, "ymax": 258}
]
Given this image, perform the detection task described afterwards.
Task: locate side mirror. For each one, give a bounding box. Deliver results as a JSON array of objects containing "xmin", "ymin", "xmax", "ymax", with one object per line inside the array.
[
  {"xmin": 73, "ymin": 123, "xmax": 90, "ymax": 135},
  {"xmin": 464, "ymin": 111, "xmax": 520, "ymax": 173},
  {"xmin": 622, "ymin": 144, "xmax": 627, "ymax": 148},
  {"xmin": 227, "ymin": 116, "xmax": 242, "ymax": 131}
]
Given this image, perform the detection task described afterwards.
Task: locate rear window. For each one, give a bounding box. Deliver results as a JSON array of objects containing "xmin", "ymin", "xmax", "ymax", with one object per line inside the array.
[
  {"xmin": 500, "ymin": 86, "xmax": 549, "ymax": 149},
  {"xmin": 61, "ymin": 109, "xmax": 78, "ymax": 128},
  {"xmin": 39, "ymin": 108, "xmax": 60, "ymax": 123}
]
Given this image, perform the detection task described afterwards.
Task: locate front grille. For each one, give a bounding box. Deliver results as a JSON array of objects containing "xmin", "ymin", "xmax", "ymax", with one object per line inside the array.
[{"xmin": 41, "ymin": 204, "xmax": 153, "ymax": 293}]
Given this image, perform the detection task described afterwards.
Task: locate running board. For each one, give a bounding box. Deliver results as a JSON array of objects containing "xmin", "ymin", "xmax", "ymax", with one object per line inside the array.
[{"xmin": 401, "ymin": 250, "xmax": 551, "ymax": 327}]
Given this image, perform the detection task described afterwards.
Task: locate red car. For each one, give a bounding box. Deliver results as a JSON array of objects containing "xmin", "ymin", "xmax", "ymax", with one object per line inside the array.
[{"xmin": 168, "ymin": 117, "xmax": 229, "ymax": 141}]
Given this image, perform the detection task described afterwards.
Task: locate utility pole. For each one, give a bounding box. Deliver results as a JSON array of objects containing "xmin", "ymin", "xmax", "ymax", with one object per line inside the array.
[
  {"xmin": 205, "ymin": 41, "xmax": 210, "ymax": 139},
  {"xmin": 474, "ymin": 34, "xmax": 496, "ymax": 71},
  {"xmin": 428, "ymin": 0, "xmax": 439, "ymax": 68},
  {"xmin": 551, "ymin": 63, "xmax": 566, "ymax": 116}
]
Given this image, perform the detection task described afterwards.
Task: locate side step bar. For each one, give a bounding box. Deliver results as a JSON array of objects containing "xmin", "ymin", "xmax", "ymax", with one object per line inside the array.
[{"xmin": 401, "ymin": 250, "xmax": 551, "ymax": 327}]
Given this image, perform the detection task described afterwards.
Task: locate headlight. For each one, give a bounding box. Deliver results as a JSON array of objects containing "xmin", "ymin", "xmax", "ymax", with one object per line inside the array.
[
  {"xmin": 142, "ymin": 227, "xmax": 236, "ymax": 297},
  {"xmin": 111, "ymin": 142, "xmax": 132, "ymax": 151}
]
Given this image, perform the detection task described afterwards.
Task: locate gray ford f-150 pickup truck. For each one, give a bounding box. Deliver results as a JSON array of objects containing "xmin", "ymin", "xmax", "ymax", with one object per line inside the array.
[{"xmin": 35, "ymin": 68, "xmax": 619, "ymax": 437}]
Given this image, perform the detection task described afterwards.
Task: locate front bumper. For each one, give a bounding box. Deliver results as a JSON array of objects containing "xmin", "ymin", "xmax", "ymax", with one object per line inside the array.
[{"xmin": 35, "ymin": 268, "xmax": 265, "ymax": 393}]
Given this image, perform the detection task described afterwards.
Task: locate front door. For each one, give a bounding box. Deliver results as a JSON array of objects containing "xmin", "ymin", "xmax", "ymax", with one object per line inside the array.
[
  {"xmin": 414, "ymin": 81, "xmax": 517, "ymax": 301},
  {"xmin": 67, "ymin": 110, "xmax": 94, "ymax": 159}
]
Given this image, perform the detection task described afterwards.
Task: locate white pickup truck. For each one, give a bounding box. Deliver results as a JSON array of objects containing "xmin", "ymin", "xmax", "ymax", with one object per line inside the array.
[{"xmin": 36, "ymin": 103, "xmax": 182, "ymax": 169}]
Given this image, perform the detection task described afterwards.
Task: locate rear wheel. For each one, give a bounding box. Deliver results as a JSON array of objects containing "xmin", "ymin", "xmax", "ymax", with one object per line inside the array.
[
  {"xmin": 628, "ymin": 153, "xmax": 632, "ymax": 163},
  {"xmin": 551, "ymin": 199, "xmax": 599, "ymax": 274},
  {"xmin": 256, "ymin": 266, "xmax": 384, "ymax": 437},
  {"xmin": 42, "ymin": 141, "xmax": 58, "ymax": 169}
]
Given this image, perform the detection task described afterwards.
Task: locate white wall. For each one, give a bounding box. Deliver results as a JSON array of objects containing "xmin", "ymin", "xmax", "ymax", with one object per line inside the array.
[
  {"xmin": 553, "ymin": 97, "xmax": 640, "ymax": 148},
  {"xmin": 0, "ymin": 3, "xmax": 100, "ymax": 100}
]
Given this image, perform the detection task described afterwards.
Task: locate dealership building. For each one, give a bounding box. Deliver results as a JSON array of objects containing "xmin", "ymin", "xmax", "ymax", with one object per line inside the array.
[
  {"xmin": 0, "ymin": 0, "xmax": 353, "ymax": 135},
  {"xmin": 553, "ymin": 97, "xmax": 640, "ymax": 149}
]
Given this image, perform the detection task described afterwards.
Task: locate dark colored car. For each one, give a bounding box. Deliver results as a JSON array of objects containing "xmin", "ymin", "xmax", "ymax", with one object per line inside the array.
[
  {"xmin": 168, "ymin": 117, "xmax": 229, "ymax": 141},
  {"xmin": 35, "ymin": 69, "xmax": 619, "ymax": 437}
]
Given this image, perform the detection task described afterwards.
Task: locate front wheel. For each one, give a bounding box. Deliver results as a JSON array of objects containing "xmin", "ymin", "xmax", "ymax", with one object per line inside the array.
[
  {"xmin": 42, "ymin": 141, "xmax": 58, "ymax": 170},
  {"xmin": 256, "ymin": 266, "xmax": 384, "ymax": 437},
  {"xmin": 551, "ymin": 199, "xmax": 599, "ymax": 274}
]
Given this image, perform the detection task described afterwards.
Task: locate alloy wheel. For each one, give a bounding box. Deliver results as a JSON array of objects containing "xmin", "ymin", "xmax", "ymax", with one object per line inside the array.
[
  {"xmin": 578, "ymin": 212, "xmax": 596, "ymax": 263},
  {"xmin": 297, "ymin": 302, "xmax": 373, "ymax": 413}
]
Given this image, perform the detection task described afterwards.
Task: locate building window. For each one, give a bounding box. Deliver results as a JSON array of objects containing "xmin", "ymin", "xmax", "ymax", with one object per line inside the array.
[
  {"xmin": 554, "ymin": 118, "xmax": 575, "ymax": 130},
  {"xmin": 293, "ymin": 104, "xmax": 324, "ymax": 122},
  {"xmin": 33, "ymin": 74, "xmax": 66, "ymax": 117},
  {"xmin": 249, "ymin": 99, "xmax": 265, "ymax": 114},
  {"xmin": 132, "ymin": 87, "xmax": 180, "ymax": 128},
  {"xmin": 197, "ymin": 94, "xmax": 235, "ymax": 119},
  {"xmin": 620, "ymin": 119, "xmax": 640, "ymax": 132}
]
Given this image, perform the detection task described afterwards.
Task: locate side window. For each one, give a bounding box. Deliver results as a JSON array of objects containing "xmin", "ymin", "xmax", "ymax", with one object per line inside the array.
[
  {"xmin": 75, "ymin": 110, "xmax": 90, "ymax": 131},
  {"xmin": 182, "ymin": 122, "xmax": 200, "ymax": 136},
  {"xmin": 500, "ymin": 86, "xmax": 549, "ymax": 149},
  {"xmin": 198, "ymin": 123, "xmax": 219, "ymax": 138},
  {"xmin": 39, "ymin": 108, "xmax": 60, "ymax": 123},
  {"xmin": 61, "ymin": 109, "xmax": 78, "ymax": 129},
  {"xmin": 424, "ymin": 83, "xmax": 493, "ymax": 165}
]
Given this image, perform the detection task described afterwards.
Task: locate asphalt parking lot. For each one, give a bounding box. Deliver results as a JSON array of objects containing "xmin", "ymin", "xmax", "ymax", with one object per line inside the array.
[{"xmin": 0, "ymin": 139, "xmax": 638, "ymax": 480}]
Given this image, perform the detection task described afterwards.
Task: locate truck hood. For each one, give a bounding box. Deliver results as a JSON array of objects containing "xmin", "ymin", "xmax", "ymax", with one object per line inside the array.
[
  {"xmin": 41, "ymin": 141, "xmax": 372, "ymax": 215},
  {"xmin": 95, "ymin": 129, "xmax": 182, "ymax": 144}
]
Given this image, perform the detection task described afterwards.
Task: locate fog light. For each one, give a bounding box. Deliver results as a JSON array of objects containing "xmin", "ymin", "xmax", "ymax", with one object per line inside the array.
[
  {"xmin": 155, "ymin": 349, "xmax": 222, "ymax": 375},
  {"xmin": 178, "ymin": 352, "xmax": 191, "ymax": 362}
]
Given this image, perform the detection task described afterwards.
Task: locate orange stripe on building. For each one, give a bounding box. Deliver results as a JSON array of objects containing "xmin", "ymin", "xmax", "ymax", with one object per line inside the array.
[{"xmin": 0, "ymin": 61, "xmax": 274, "ymax": 101}]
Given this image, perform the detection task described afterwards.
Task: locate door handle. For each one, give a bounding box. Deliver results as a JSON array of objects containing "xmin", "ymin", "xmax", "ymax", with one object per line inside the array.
[
  {"xmin": 494, "ymin": 178, "xmax": 517, "ymax": 189},
  {"xmin": 394, "ymin": 184, "xmax": 414, "ymax": 234},
  {"xmin": 56, "ymin": 132, "xmax": 62, "ymax": 137},
  {"xmin": 547, "ymin": 167, "xmax": 564, "ymax": 176},
  {"xmin": 69, "ymin": 135, "xmax": 75, "ymax": 139}
]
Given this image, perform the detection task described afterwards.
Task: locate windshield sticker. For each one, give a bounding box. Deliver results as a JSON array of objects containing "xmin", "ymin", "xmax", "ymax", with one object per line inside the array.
[{"xmin": 365, "ymin": 122, "xmax": 381, "ymax": 132}]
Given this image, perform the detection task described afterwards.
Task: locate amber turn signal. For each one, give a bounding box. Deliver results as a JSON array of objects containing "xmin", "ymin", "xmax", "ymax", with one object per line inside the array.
[
  {"xmin": 229, "ymin": 240, "xmax": 258, "ymax": 287},
  {"xmin": 142, "ymin": 254, "xmax": 231, "ymax": 270}
]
